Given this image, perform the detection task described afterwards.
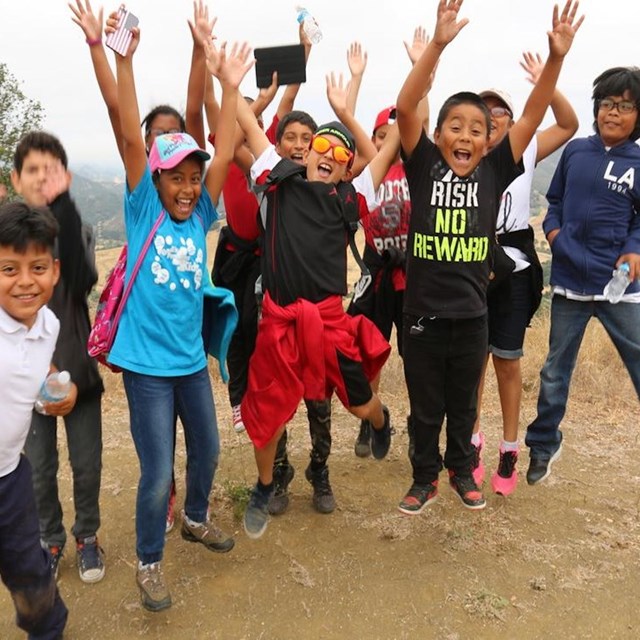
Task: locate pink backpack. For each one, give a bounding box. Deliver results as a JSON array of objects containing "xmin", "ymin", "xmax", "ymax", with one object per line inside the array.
[{"xmin": 87, "ymin": 212, "xmax": 164, "ymax": 372}]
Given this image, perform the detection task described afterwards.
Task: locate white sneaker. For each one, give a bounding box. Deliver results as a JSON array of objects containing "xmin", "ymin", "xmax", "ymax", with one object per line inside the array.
[{"xmin": 232, "ymin": 404, "xmax": 245, "ymax": 433}]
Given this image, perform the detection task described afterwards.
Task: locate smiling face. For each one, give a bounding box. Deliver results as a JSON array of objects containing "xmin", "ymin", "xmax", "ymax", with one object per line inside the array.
[
  {"xmin": 275, "ymin": 121, "xmax": 315, "ymax": 165},
  {"xmin": 482, "ymin": 96, "xmax": 514, "ymax": 151},
  {"xmin": 597, "ymin": 90, "xmax": 639, "ymax": 147},
  {"xmin": 0, "ymin": 242, "xmax": 59, "ymax": 328},
  {"xmin": 434, "ymin": 104, "xmax": 490, "ymax": 177},
  {"xmin": 155, "ymin": 156, "xmax": 203, "ymax": 221},
  {"xmin": 305, "ymin": 134, "xmax": 352, "ymax": 184}
]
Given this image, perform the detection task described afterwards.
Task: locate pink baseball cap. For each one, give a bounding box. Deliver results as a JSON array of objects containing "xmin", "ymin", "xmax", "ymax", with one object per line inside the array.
[
  {"xmin": 148, "ymin": 133, "xmax": 210, "ymax": 173},
  {"xmin": 373, "ymin": 106, "xmax": 397, "ymax": 134}
]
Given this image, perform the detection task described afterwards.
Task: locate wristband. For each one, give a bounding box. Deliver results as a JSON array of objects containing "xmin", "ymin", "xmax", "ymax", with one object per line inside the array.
[{"xmin": 86, "ymin": 37, "xmax": 102, "ymax": 47}]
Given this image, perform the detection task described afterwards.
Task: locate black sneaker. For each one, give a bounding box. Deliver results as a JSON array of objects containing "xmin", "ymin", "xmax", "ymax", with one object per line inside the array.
[
  {"xmin": 398, "ymin": 481, "xmax": 438, "ymax": 515},
  {"xmin": 304, "ymin": 464, "xmax": 336, "ymax": 514},
  {"xmin": 48, "ymin": 545, "xmax": 63, "ymax": 581},
  {"xmin": 76, "ymin": 536, "xmax": 105, "ymax": 583},
  {"xmin": 354, "ymin": 420, "xmax": 371, "ymax": 458},
  {"xmin": 268, "ymin": 464, "xmax": 295, "ymax": 516},
  {"xmin": 370, "ymin": 406, "xmax": 391, "ymax": 460},
  {"xmin": 244, "ymin": 484, "xmax": 273, "ymax": 539},
  {"xmin": 448, "ymin": 472, "xmax": 486, "ymax": 510},
  {"xmin": 526, "ymin": 444, "xmax": 562, "ymax": 485}
]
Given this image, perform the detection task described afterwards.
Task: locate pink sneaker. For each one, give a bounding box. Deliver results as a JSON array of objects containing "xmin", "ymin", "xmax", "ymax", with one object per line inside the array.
[
  {"xmin": 232, "ymin": 404, "xmax": 245, "ymax": 433},
  {"xmin": 491, "ymin": 447, "xmax": 518, "ymax": 496},
  {"xmin": 471, "ymin": 432, "xmax": 485, "ymax": 486}
]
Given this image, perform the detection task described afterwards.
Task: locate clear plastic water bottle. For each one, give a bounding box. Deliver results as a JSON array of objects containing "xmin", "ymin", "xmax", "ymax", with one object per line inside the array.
[
  {"xmin": 295, "ymin": 5, "xmax": 322, "ymax": 44},
  {"xmin": 603, "ymin": 262, "xmax": 631, "ymax": 304},
  {"xmin": 35, "ymin": 370, "xmax": 72, "ymax": 414}
]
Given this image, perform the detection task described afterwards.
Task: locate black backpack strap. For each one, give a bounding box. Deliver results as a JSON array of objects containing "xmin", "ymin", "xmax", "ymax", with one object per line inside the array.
[
  {"xmin": 253, "ymin": 158, "xmax": 306, "ymax": 195},
  {"xmin": 337, "ymin": 181, "xmax": 370, "ymax": 278}
]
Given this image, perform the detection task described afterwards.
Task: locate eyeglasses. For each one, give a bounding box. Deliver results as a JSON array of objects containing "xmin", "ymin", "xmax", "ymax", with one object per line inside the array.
[
  {"xmin": 311, "ymin": 136, "xmax": 354, "ymax": 165},
  {"xmin": 148, "ymin": 128, "xmax": 182, "ymax": 138},
  {"xmin": 598, "ymin": 98, "xmax": 637, "ymax": 114},
  {"xmin": 489, "ymin": 106, "xmax": 512, "ymax": 118}
]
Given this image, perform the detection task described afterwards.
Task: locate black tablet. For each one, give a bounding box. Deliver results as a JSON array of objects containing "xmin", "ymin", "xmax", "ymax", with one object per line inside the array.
[{"xmin": 254, "ymin": 44, "xmax": 306, "ymax": 88}]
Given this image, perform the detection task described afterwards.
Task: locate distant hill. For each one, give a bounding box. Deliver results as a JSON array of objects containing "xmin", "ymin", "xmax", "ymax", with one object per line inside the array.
[{"xmin": 69, "ymin": 171, "xmax": 124, "ymax": 247}]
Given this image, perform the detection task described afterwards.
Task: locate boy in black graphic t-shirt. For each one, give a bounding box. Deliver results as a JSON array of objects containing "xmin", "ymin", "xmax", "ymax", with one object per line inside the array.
[{"xmin": 395, "ymin": 0, "xmax": 582, "ymax": 514}]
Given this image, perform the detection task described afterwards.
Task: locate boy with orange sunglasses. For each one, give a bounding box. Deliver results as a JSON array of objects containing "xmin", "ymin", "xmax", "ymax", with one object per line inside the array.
[{"xmin": 234, "ymin": 83, "xmax": 400, "ymax": 538}]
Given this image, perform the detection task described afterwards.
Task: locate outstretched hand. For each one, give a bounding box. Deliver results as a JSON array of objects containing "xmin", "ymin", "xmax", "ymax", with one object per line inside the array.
[
  {"xmin": 404, "ymin": 26, "xmax": 429, "ymax": 65},
  {"xmin": 204, "ymin": 40, "xmax": 254, "ymax": 89},
  {"xmin": 548, "ymin": 0, "xmax": 584, "ymax": 59},
  {"xmin": 347, "ymin": 42, "xmax": 367, "ymax": 78},
  {"xmin": 326, "ymin": 72, "xmax": 350, "ymax": 116},
  {"xmin": 188, "ymin": 0, "xmax": 217, "ymax": 48},
  {"xmin": 433, "ymin": 0, "xmax": 468, "ymax": 48},
  {"xmin": 68, "ymin": 0, "xmax": 103, "ymax": 41},
  {"xmin": 520, "ymin": 51, "xmax": 544, "ymax": 85}
]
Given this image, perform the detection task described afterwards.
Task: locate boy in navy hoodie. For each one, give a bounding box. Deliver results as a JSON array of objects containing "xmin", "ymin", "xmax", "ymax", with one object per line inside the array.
[{"xmin": 525, "ymin": 66, "xmax": 640, "ymax": 484}]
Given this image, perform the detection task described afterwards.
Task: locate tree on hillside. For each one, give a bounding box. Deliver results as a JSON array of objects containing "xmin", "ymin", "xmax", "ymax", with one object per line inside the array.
[{"xmin": 0, "ymin": 62, "xmax": 44, "ymax": 197}]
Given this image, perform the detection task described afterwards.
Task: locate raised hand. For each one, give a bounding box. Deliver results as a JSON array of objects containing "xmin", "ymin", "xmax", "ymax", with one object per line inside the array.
[
  {"xmin": 68, "ymin": 0, "xmax": 103, "ymax": 41},
  {"xmin": 520, "ymin": 51, "xmax": 544, "ymax": 85},
  {"xmin": 188, "ymin": 0, "xmax": 217, "ymax": 48},
  {"xmin": 433, "ymin": 0, "xmax": 468, "ymax": 48},
  {"xmin": 347, "ymin": 42, "xmax": 367, "ymax": 79},
  {"xmin": 548, "ymin": 0, "xmax": 584, "ymax": 59},
  {"xmin": 258, "ymin": 71, "xmax": 279, "ymax": 104},
  {"xmin": 41, "ymin": 161, "xmax": 72, "ymax": 204},
  {"xmin": 326, "ymin": 71, "xmax": 350, "ymax": 116},
  {"xmin": 205, "ymin": 41, "xmax": 253, "ymax": 89},
  {"xmin": 404, "ymin": 26, "xmax": 429, "ymax": 65}
]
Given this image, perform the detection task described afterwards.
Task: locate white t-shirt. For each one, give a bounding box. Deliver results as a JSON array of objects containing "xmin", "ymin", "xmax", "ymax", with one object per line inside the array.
[
  {"xmin": 0, "ymin": 306, "xmax": 59, "ymax": 477},
  {"xmin": 497, "ymin": 136, "xmax": 538, "ymax": 272}
]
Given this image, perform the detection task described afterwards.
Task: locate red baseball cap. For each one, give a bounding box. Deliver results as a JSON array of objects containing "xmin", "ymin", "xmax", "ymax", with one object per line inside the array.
[{"xmin": 373, "ymin": 106, "xmax": 397, "ymax": 134}]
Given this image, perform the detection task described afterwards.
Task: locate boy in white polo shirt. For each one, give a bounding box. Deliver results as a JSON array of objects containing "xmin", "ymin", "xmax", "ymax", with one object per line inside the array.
[{"xmin": 0, "ymin": 202, "xmax": 73, "ymax": 639}]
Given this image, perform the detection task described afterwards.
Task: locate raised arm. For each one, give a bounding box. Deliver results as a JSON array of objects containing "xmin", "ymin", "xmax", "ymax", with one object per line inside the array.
[
  {"xmin": 345, "ymin": 42, "xmax": 367, "ymax": 115},
  {"xmin": 186, "ymin": 0, "xmax": 217, "ymax": 149},
  {"xmin": 404, "ymin": 26, "xmax": 434, "ymax": 135},
  {"xmin": 519, "ymin": 51, "xmax": 578, "ymax": 162},
  {"xmin": 69, "ymin": 0, "xmax": 123, "ymax": 160},
  {"xmin": 507, "ymin": 0, "xmax": 583, "ymax": 164},
  {"xmin": 396, "ymin": 0, "xmax": 468, "ymax": 157},
  {"xmin": 107, "ymin": 10, "xmax": 146, "ymax": 191},
  {"xmin": 326, "ymin": 72, "xmax": 377, "ymax": 167},
  {"xmin": 203, "ymin": 40, "xmax": 254, "ymax": 203},
  {"xmin": 236, "ymin": 94, "xmax": 271, "ymax": 162}
]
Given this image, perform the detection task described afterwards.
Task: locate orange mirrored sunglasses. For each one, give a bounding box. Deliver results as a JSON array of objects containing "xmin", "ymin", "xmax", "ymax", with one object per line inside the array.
[{"xmin": 311, "ymin": 135, "xmax": 354, "ymax": 165}]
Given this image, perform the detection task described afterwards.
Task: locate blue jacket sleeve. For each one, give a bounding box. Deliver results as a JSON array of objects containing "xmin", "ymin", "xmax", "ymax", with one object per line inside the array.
[{"xmin": 542, "ymin": 148, "xmax": 567, "ymax": 238}]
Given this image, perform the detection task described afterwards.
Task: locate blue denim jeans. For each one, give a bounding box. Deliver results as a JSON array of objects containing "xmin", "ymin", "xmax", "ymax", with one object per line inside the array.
[
  {"xmin": 525, "ymin": 295, "xmax": 640, "ymax": 457},
  {"xmin": 123, "ymin": 367, "xmax": 219, "ymax": 564}
]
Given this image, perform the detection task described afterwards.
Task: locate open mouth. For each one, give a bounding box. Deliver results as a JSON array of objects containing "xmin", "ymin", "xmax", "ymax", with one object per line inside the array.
[
  {"xmin": 290, "ymin": 152, "xmax": 305, "ymax": 163},
  {"xmin": 317, "ymin": 162, "xmax": 333, "ymax": 178},
  {"xmin": 454, "ymin": 150, "xmax": 472, "ymax": 162},
  {"xmin": 176, "ymin": 198, "xmax": 193, "ymax": 214}
]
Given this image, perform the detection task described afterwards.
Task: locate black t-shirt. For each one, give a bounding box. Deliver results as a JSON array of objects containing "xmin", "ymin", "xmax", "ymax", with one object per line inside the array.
[
  {"xmin": 260, "ymin": 166, "xmax": 367, "ymax": 306},
  {"xmin": 402, "ymin": 131, "xmax": 523, "ymax": 319}
]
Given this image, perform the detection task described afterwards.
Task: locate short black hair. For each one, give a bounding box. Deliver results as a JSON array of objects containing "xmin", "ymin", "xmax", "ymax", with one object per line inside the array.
[
  {"xmin": 592, "ymin": 67, "xmax": 640, "ymax": 141},
  {"xmin": 276, "ymin": 110, "xmax": 317, "ymax": 143},
  {"xmin": 436, "ymin": 92, "xmax": 492, "ymax": 138},
  {"xmin": 13, "ymin": 131, "xmax": 68, "ymax": 175},
  {"xmin": 141, "ymin": 105, "xmax": 186, "ymax": 139},
  {"xmin": 0, "ymin": 202, "xmax": 58, "ymax": 254}
]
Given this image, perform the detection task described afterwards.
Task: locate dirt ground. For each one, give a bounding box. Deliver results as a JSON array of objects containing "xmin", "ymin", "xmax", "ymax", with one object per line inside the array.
[{"xmin": 1, "ymin": 237, "xmax": 640, "ymax": 639}]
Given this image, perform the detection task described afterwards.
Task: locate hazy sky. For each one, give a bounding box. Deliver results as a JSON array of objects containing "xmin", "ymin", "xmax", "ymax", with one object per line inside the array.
[{"xmin": 0, "ymin": 0, "xmax": 636, "ymax": 171}]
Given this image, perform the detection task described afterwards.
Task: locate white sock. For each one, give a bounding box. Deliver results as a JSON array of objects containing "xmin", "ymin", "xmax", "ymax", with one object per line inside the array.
[
  {"xmin": 471, "ymin": 432, "xmax": 483, "ymax": 447},
  {"xmin": 501, "ymin": 439, "xmax": 519, "ymax": 452}
]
